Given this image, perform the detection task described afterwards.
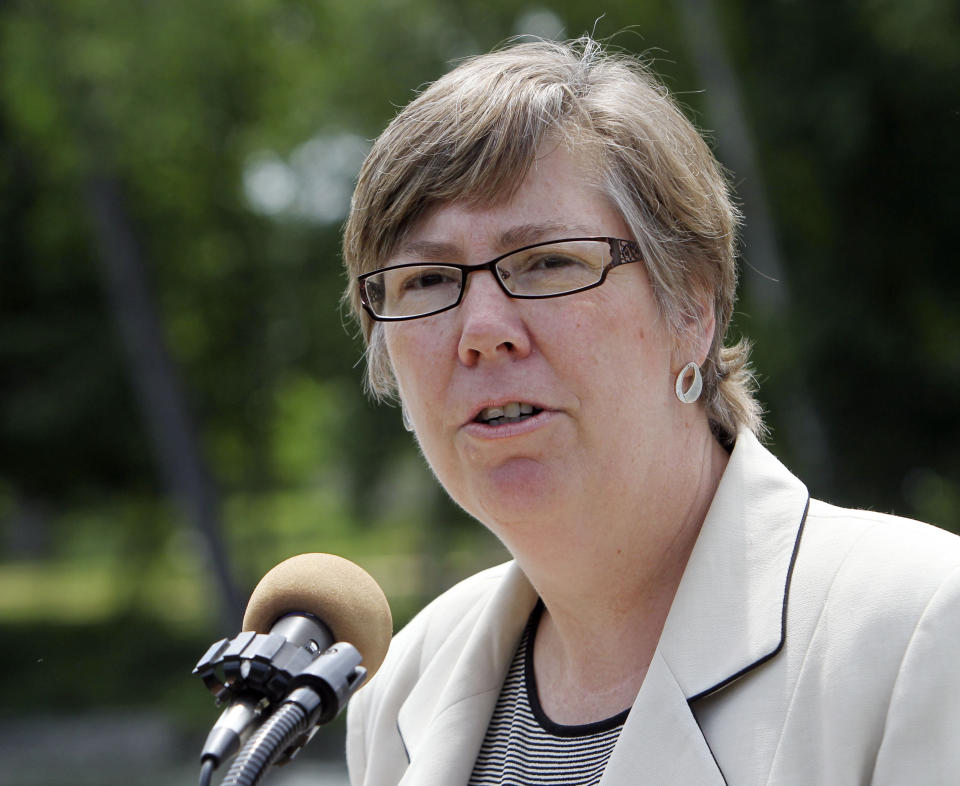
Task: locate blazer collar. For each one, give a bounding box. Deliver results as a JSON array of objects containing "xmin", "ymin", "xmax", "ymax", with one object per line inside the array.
[{"xmin": 658, "ymin": 429, "xmax": 809, "ymax": 701}]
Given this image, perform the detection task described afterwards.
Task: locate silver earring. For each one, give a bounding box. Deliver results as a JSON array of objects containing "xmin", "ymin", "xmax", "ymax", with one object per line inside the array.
[
  {"xmin": 401, "ymin": 404, "xmax": 414, "ymax": 432},
  {"xmin": 675, "ymin": 362, "xmax": 703, "ymax": 404}
]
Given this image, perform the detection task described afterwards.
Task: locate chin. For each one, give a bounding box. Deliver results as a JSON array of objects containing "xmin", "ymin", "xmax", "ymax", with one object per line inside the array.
[{"xmin": 462, "ymin": 459, "xmax": 570, "ymax": 530}]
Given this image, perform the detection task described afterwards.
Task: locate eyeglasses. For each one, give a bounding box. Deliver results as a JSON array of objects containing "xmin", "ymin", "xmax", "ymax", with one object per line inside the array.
[{"xmin": 357, "ymin": 237, "xmax": 643, "ymax": 321}]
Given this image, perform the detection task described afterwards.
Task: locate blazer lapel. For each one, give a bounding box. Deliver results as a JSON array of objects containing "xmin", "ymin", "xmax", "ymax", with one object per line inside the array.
[
  {"xmin": 397, "ymin": 563, "xmax": 537, "ymax": 786},
  {"xmin": 600, "ymin": 650, "xmax": 726, "ymax": 784}
]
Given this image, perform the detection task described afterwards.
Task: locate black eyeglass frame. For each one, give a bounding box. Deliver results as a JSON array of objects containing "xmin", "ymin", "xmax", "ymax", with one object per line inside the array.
[{"xmin": 357, "ymin": 236, "xmax": 643, "ymax": 322}]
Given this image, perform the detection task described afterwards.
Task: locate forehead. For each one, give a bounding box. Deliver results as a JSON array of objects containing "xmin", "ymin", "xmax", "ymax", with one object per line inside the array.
[{"xmin": 392, "ymin": 145, "xmax": 626, "ymax": 261}]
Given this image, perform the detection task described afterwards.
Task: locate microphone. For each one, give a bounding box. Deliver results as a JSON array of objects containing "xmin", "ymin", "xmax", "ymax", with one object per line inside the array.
[{"xmin": 194, "ymin": 553, "xmax": 392, "ymax": 781}]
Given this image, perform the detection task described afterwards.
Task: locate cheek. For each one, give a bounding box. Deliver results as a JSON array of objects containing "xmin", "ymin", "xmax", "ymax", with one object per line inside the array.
[
  {"xmin": 384, "ymin": 324, "xmax": 451, "ymax": 406},
  {"xmin": 560, "ymin": 300, "xmax": 673, "ymax": 395},
  {"xmin": 549, "ymin": 297, "xmax": 643, "ymax": 362}
]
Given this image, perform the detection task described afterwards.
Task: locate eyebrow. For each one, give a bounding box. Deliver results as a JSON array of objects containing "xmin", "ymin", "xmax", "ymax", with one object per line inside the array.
[
  {"xmin": 395, "ymin": 220, "xmax": 594, "ymax": 262},
  {"xmin": 497, "ymin": 220, "xmax": 584, "ymax": 249}
]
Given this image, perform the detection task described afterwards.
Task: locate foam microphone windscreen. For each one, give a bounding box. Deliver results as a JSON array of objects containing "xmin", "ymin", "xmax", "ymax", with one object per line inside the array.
[{"xmin": 241, "ymin": 553, "xmax": 393, "ymax": 680}]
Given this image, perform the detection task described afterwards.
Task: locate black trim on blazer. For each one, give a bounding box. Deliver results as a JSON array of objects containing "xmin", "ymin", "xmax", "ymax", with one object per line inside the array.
[
  {"xmin": 687, "ymin": 495, "xmax": 811, "ymax": 704},
  {"xmin": 398, "ymin": 719, "xmax": 411, "ymax": 763},
  {"xmin": 684, "ymin": 495, "xmax": 811, "ymax": 785}
]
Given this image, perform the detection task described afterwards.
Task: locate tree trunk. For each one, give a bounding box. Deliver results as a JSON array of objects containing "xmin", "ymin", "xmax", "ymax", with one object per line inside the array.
[{"xmin": 85, "ymin": 174, "xmax": 243, "ymax": 631}]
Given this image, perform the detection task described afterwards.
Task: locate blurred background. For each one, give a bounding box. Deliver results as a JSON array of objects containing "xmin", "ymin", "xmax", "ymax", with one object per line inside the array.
[{"xmin": 1, "ymin": 0, "xmax": 957, "ymax": 783}]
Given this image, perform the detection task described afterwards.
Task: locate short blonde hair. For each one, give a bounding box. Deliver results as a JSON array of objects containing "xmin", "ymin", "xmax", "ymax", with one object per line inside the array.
[{"xmin": 343, "ymin": 37, "xmax": 763, "ymax": 444}]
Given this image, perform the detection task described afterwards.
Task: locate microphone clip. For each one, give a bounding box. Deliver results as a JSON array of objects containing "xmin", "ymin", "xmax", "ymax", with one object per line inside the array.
[
  {"xmin": 194, "ymin": 627, "xmax": 321, "ymax": 708},
  {"xmin": 193, "ymin": 615, "xmax": 368, "ymax": 770}
]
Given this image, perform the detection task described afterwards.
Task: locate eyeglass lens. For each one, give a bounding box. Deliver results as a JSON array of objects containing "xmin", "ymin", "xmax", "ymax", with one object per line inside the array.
[{"xmin": 363, "ymin": 239, "xmax": 613, "ymax": 319}]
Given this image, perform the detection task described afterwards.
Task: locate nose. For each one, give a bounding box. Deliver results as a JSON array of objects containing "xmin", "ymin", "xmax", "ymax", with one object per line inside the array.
[{"xmin": 456, "ymin": 270, "xmax": 532, "ymax": 366}]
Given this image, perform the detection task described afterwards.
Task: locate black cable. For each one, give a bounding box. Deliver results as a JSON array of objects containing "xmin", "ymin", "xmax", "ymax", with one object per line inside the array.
[{"xmin": 199, "ymin": 758, "xmax": 216, "ymax": 786}]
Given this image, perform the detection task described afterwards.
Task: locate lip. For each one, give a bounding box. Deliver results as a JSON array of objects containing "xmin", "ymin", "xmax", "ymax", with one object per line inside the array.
[
  {"xmin": 464, "ymin": 398, "xmax": 550, "ymax": 426},
  {"xmin": 461, "ymin": 401, "xmax": 556, "ymax": 439}
]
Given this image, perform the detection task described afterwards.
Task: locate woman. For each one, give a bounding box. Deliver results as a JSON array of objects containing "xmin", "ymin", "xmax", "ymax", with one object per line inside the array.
[{"xmin": 341, "ymin": 39, "xmax": 960, "ymax": 785}]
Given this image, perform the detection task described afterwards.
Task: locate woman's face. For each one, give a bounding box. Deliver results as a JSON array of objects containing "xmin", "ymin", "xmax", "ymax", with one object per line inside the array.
[{"xmin": 382, "ymin": 146, "xmax": 698, "ymax": 553}]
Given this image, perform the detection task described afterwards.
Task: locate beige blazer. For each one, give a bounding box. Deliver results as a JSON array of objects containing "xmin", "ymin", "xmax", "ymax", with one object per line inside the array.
[{"xmin": 347, "ymin": 432, "xmax": 960, "ymax": 784}]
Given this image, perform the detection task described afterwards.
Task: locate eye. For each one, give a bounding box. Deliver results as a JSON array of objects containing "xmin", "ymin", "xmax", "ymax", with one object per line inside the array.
[
  {"xmin": 517, "ymin": 252, "xmax": 593, "ymax": 274},
  {"xmin": 535, "ymin": 253, "xmax": 587, "ymax": 270},
  {"xmin": 364, "ymin": 280, "xmax": 385, "ymax": 304},
  {"xmin": 400, "ymin": 267, "xmax": 459, "ymax": 290}
]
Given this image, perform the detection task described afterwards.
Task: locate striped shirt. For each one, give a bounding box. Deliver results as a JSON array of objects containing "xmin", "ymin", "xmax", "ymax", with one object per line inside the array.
[{"xmin": 469, "ymin": 602, "xmax": 628, "ymax": 785}]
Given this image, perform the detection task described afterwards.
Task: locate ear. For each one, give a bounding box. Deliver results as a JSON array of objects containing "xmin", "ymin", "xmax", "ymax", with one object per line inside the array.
[{"xmin": 674, "ymin": 288, "xmax": 716, "ymax": 369}]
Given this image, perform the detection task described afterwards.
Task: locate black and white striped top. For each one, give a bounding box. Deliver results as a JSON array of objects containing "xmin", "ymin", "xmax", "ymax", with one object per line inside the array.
[{"xmin": 469, "ymin": 602, "xmax": 628, "ymax": 785}]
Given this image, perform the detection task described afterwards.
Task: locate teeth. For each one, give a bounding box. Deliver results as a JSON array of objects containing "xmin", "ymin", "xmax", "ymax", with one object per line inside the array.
[{"xmin": 477, "ymin": 402, "xmax": 541, "ymax": 424}]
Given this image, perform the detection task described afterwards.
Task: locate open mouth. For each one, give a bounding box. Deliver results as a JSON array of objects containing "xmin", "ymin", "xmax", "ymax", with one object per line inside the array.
[{"xmin": 474, "ymin": 402, "xmax": 543, "ymax": 426}]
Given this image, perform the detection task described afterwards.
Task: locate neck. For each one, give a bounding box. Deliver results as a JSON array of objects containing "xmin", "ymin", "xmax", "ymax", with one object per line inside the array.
[{"xmin": 519, "ymin": 423, "xmax": 729, "ymax": 724}]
